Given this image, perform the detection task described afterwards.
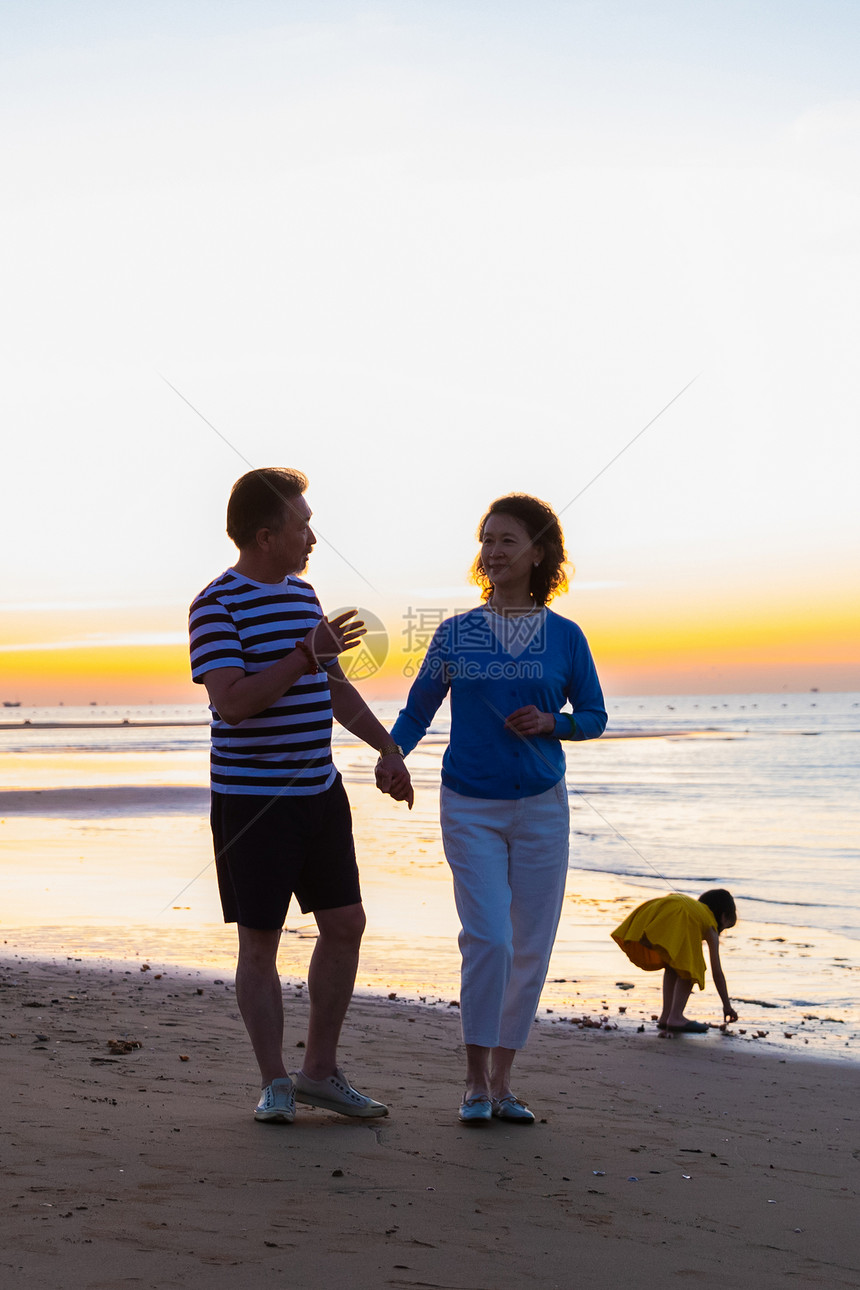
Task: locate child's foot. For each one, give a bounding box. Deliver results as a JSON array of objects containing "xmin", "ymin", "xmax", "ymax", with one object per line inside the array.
[
  {"xmin": 665, "ymin": 1019, "xmax": 709, "ymax": 1033},
  {"xmin": 656, "ymin": 1016, "xmax": 668, "ymax": 1029}
]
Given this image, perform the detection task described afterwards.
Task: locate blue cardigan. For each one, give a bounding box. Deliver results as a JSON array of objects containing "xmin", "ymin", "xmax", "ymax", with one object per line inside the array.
[{"xmin": 390, "ymin": 607, "xmax": 607, "ymax": 800}]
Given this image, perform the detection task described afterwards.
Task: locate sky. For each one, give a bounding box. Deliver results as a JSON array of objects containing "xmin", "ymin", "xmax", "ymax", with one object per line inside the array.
[{"xmin": 1, "ymin": 0, "xmax": 858, "ymax": 702}]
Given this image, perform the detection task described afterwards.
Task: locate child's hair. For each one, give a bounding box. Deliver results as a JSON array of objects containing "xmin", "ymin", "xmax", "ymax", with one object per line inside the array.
[{"xmin": 699, "ymin": 888, "xmax": 736, "ymax": 928}]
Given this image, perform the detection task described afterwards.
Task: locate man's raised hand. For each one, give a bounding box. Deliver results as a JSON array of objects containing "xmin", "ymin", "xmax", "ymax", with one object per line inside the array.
[{"xmin": 305, "ymin": 610, "xmax": 366, "ymax": 667}]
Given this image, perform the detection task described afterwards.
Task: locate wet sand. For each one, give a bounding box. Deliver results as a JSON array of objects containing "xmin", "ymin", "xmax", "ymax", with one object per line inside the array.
[
  {"xmin": 2, "ymin": 771, "xmax": 858, "ymax": 1062},
  {"xmin": 1, "ymin": 953, "xmax": 857, "ymax": 1289}
]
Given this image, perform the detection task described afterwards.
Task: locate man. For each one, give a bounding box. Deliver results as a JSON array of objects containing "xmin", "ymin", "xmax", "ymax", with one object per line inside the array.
[{"xmin": 189, "ymin": 467, "xmax": 412, "ymax": 1124}]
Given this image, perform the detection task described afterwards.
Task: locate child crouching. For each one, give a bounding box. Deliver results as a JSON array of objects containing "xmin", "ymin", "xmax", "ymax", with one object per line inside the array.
[{"xmin": 611, "ymin": 889, "xmax": 738, "ymax": 1032}]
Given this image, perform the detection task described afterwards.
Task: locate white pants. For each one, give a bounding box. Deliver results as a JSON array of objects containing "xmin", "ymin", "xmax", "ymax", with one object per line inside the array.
[{"xmin": 440, "ymin": 781, "xmax": 570, "ymax": 1051}]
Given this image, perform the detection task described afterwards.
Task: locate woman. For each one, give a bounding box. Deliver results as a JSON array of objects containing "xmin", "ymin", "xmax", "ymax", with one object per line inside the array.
[{"xmin": 387, "ymin": 494, "xmax": 606, "ymax": 1124}]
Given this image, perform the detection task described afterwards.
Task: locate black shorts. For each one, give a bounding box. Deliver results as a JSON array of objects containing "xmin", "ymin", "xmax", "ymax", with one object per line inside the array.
[{"xmin": 210, "ymin": 774, "xmax": 361, "ymax": 929}]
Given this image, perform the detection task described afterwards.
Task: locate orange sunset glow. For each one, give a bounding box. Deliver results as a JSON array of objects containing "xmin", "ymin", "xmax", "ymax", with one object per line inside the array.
[
  {"xmin": 1, "ymin": 2, "xmax": 858, "ymax": 708},
  {"xmin": 2, "ymin": 592, "xmax": 856, "ymax": 707}
]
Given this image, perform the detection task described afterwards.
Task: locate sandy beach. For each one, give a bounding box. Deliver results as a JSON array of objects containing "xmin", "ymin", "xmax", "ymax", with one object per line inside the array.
[
  {"xmin": 1, "ymin": 953, "xmax": 857, "ymax": 1289},
  {"xmin": 2, "ymin": 701, "xmax": 858, "ymax": 1284}
]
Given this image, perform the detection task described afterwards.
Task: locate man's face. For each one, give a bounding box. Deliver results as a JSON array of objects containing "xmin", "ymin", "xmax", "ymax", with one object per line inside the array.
[{"xmin": 269, "ymin": 494, "xmax": 316, "ymax": 575}]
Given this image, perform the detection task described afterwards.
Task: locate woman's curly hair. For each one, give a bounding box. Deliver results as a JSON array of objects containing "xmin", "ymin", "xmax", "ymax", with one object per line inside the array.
[{"xmin": 470, "ymin": 493, "xmax": 571, "ymax": 606}]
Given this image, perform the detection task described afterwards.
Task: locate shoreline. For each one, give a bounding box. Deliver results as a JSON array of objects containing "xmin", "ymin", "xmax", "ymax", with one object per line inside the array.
[
  {"xmin": 0, "ymin": 719, "xmax": 210, "ymax": 730},
  {"xmin": 0, "ymin": 721, "xmax": 718, "ymax": 737},
  {"xmin": 1, "ymin": 952, "xmax": 857, "ymax": 1287},
  {"xmin": 1, "ymin": 742, "xmax": 857, "ymax": 1066},
  {"xmin": 1, "ymin": 775, "xmax": 858, "ymax": 1064},
  {"xmin": 3, "ymin": 923, "xmax": 857, "ymax": 1067}
]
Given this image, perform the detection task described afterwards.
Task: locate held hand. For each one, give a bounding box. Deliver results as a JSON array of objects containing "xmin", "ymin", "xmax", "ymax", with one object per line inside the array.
[
  {"xmin": 504, "ymin": 705, "xmax": 555, "ymax": 737},
  {"xmin": 305, "ymin": 610, "xmax": 366, "ymax": 666},
  {"xmin": 375, "ymin": 755, "xmax": 414, "ymax": 810}
]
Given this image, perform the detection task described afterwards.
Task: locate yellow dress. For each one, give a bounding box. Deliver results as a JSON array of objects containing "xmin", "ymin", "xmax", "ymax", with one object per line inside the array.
[{"xmin": 611, "ymin": 893, "xmax": 717, "ymax": 990}]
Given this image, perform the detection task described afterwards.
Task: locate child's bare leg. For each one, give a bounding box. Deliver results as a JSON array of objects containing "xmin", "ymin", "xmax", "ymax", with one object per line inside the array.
[
  {"xmin": 666, "ymin": 970, "xmax": 695, "ymax": 1028},
  {"xmin": 658, "ymin": 967, "xmax": 695, "ymax": 1027},
  {"xmin": 657, "ymin": 967, "xmax": 676, "ymax": 1026}
]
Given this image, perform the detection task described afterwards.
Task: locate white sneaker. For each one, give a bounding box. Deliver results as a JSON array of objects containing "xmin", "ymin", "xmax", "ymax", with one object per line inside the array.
[
  {"xmin": 254, "ymin": 1076, "xmax": 296, "ymax": 1123},
  {"xmin": 289, "ymin": 1067, "xmax": 388, "ymax": 1118}
]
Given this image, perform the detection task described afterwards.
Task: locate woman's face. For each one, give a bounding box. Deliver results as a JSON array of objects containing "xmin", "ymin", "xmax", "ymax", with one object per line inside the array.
[{"xmin": 480, "ymin": 512, "xmax": 543, "ymax": 594}]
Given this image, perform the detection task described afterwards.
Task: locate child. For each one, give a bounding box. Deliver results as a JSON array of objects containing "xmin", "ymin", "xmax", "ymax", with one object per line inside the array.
[{"xmin": 611, "ymin": 889, "xmax": 738, "ymax": 1032}]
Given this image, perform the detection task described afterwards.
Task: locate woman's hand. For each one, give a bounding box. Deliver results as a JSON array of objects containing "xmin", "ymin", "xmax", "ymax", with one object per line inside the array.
[
  {"xmin": 375, "ymin": 754, "xmax": 414, "ymax": 809},
  {"xmin": 723, "ymin": 1004, "xmax": 738, "ymax": 1024},
  {"xmin": 304, "ymin": 610, "xmax": 366, "ymax": 667},
  {"xmin": 504, "ymin": 705, "xmax": 555, "ymax": 737}
]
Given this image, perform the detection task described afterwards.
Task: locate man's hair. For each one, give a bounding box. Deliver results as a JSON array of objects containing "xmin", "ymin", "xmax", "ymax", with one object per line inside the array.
[
  {"xmin": 698, "ymin": 888, "xmax": 736, "ymax": 928},
  {"xmin": 471, "ymin": 493, "xmax": 571, "ymax": 606},
  {"xmin": 226, "ymin": 468, "xmax": 308, "ymax": 549}
]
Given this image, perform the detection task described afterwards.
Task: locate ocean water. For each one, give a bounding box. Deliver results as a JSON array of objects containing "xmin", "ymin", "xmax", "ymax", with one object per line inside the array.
[
  {"xmin": 1, "ymin": 693, "xmax": 858, "ymax": 1058},
  {"xmin": 565, "ymin": 693, "xmax": 860, "ymax": 943},
  {"xmin": 377, "ymin": 691, "xmax": 860, "ymax": 943}
]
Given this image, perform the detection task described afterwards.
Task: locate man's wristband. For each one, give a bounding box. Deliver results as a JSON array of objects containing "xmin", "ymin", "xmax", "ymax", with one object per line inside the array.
[
  {"xmin": 377, "ymin": 741, "xmax": 404, "ymax": 758},
  {"xmin": 296, "ymin": 641, "xmax": 320, "ymax": 674}
]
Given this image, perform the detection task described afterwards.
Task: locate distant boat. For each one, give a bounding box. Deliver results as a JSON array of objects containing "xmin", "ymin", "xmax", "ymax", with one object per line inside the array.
[{"xmin": 3, "ymin": 701, "xmax": 21, "ymax": 707}]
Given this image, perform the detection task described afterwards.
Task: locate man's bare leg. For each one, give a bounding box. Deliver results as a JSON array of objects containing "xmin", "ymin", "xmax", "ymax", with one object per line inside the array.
[
  {"xmin": 301, "ymin": 902, "xmax": 366, "ymax": 1080},
  {"xmin": 235, "ymin": 925, "xmax": 288, "ymax": 1087}
]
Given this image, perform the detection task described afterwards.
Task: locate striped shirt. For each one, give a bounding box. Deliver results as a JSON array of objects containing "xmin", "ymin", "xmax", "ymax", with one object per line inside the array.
[{"xmin": 189, "ymin": 569, "xmax": 336, "ymax": 796}]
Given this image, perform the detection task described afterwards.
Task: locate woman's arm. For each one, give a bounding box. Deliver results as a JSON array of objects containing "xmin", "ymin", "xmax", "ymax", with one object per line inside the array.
[
  {"xmin": 705, "ymin": 928, "xmax": 738, "ymax": 1023},
  {"xmin": 562, "ymin": 628, "xmax": 607, "ymax": 741},
  {"xmin": 389, "ymin": 628, "xmax": 451, "ymax": 755},
  {"xmin": 504, "ymin": 624, "xmax": 607, "ymax": 741}
]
